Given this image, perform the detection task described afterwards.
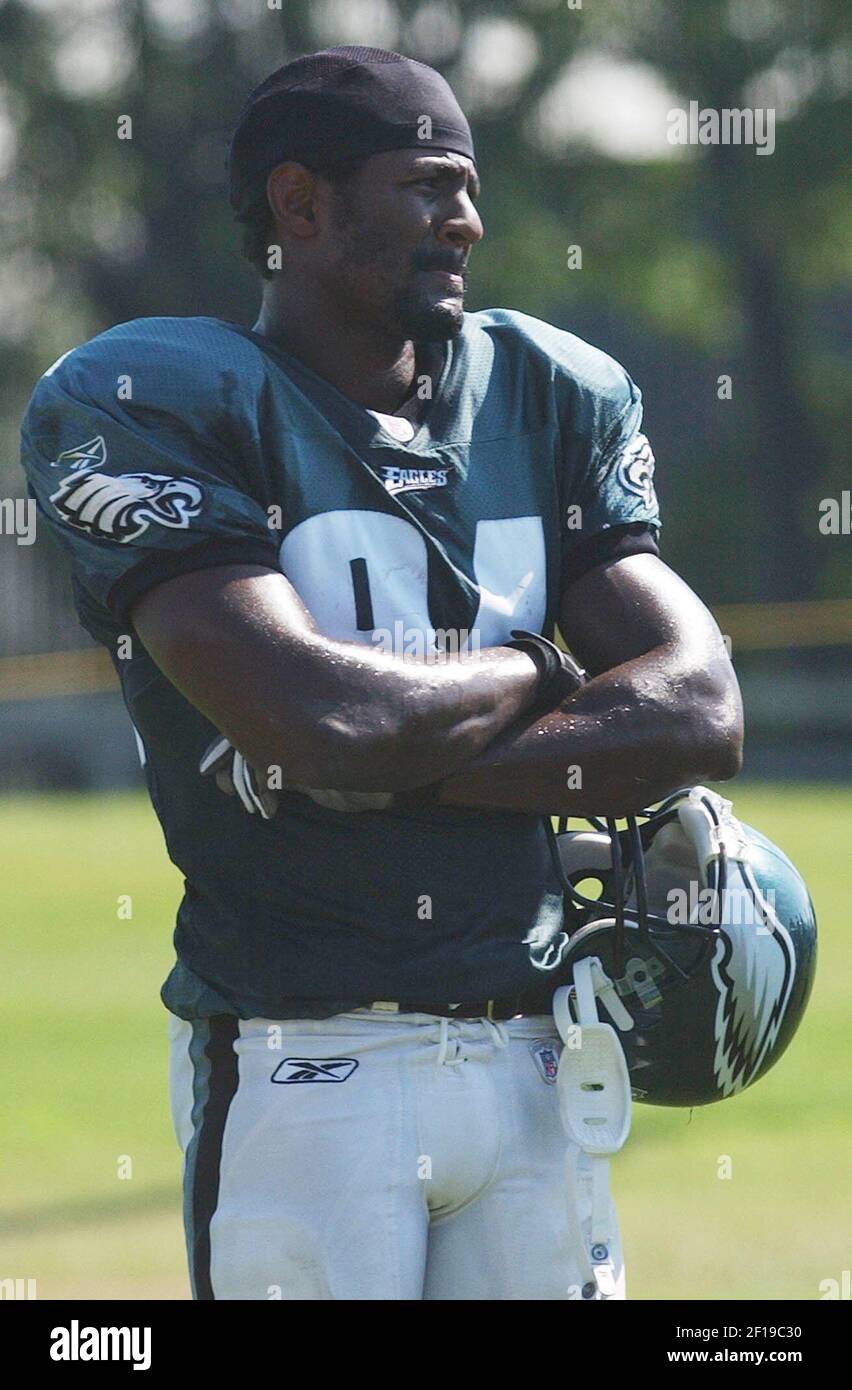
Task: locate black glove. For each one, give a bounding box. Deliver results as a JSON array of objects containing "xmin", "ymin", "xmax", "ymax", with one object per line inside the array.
[
  {"xmin": 199, "ymin": 735, "xmax": 279, "ymax": 819},
  {"xmin": 505, "ymin": 629, "xmax": 587, "ymax": 715}
]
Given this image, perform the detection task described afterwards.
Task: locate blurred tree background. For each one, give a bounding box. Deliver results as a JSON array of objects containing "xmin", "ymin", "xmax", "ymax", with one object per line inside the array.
[
  {"xmin": 2, "ymin": 0, "xmax": 849, "ymax": 597},
  {"xmin": 0, "ymin": 0, "xmax": 849, "ymax": 782}
]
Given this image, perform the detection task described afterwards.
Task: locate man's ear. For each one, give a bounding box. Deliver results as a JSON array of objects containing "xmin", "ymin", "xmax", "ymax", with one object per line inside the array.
[{"xmin": 266, "ymin": 161, "xmax": 321, "ymax": 240}]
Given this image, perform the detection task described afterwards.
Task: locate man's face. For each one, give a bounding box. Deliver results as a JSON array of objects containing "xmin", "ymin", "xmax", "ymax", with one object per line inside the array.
[{"xmin": 320, "ymin": 148, "xmax": 483, "ymax": 342}]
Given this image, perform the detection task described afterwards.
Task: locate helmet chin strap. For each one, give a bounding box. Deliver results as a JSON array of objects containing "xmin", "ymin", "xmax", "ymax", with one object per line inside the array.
[
  {"xmin": 552, "ymin": 789, "xmax": 732, "ymax": 982},
  {"xmin": 553, "ymin": 955, "xmax": 632, "ymax": 1299},
  {"xmin": 606, "ymin": 817, "xmax": 628, "ymax": 976}
]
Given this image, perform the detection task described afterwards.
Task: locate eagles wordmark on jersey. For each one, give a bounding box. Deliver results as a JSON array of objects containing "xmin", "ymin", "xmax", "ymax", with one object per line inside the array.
[{"xmin": 21, "ymin": 309, "xmax": 660, "ymax": 1021}]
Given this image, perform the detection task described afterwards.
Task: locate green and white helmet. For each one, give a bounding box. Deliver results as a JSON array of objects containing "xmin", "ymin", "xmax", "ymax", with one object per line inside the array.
[{"xmin": 552, "ymin": 787, "xmax": 817, "ymax": 1107}]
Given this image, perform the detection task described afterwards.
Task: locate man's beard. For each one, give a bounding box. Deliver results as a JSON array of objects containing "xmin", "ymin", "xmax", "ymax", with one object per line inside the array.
[
  {"xmin": 332, "ymin": 212, "xmax": 467, "ymax": 342},
  {"xmin": 392, "ymin": 279, "xmax": 466, "ymax": 342}
]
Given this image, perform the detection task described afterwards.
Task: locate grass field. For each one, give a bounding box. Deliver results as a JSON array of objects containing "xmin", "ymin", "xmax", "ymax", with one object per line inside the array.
[{"xmin": 2, "ymin": 784, "xmax": 850, "ymax": 1300}]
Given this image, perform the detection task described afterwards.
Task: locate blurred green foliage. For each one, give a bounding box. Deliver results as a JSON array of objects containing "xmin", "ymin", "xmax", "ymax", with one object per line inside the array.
[{"xmin": 1, "ymin": 0, "xmax": 849, "ymax": 602}]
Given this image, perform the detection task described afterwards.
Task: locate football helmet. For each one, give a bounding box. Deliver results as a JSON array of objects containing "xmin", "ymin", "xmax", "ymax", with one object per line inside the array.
[{"xmin": 550, "ymin": 787, "xmax": 817, "ymax": 1107}]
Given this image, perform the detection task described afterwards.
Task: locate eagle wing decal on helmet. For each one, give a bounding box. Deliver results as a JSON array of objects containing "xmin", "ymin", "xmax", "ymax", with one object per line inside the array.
[{"xmin": 710, "ymin": 869, "xmax": 797, "ymax": 1097}]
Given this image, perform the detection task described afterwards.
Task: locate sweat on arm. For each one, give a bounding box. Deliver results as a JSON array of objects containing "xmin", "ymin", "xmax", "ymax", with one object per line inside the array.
[
  {"xmin": 129, "ymin": 562, "xmax": 541, "ymax": 792},
  {"xmin": 431, "ymin": 553, "xmax": 743, "ymax": 816}
]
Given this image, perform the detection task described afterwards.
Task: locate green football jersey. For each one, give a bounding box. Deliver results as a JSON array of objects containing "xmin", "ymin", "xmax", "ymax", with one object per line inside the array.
[{"xmin": 20, "ymin": 309, "xmax": 660, "ymax": 1019}]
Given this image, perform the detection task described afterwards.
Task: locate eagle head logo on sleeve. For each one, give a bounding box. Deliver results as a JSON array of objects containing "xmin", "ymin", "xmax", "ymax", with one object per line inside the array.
[
  {"xmin": 49, "ymin": 469, "xmax": 204, "ymax": 543},
  {"xmin": 617, "ymin": 434, "xmax": 657, "ymax": 509}
]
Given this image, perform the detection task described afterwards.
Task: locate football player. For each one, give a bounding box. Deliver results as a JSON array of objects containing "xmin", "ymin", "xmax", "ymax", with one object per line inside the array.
[{"xmin": 21, "ymin": 48, "xmax": 744, "ymax": 1300}]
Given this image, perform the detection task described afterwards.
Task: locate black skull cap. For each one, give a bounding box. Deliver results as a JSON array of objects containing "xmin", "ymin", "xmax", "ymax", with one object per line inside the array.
[{"xmin": 229, "ymin": 46, "xmax": 475, "ymax": 214}]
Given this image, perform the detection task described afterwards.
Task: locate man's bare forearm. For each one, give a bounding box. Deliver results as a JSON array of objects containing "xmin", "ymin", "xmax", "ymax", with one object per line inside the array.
[
  {"xmin": 294, "ymin": 631, "xmax": 540, "ymax": 790},
  {"xmin": 424, "ymin": 645, "xmax": 744, "ymax": 816},
  {"xmin": 132, "ymin": 566, "xmax": 540, "ymax": 791}
]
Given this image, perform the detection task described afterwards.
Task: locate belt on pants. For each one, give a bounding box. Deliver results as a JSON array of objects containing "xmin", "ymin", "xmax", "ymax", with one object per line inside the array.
[{"xmin": 365, "ymin": 991, "xmax": 556, "ymax": 1021}]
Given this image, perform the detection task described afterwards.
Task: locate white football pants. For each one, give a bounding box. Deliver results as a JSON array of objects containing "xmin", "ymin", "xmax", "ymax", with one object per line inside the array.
[{"xmin": 168, "ymin": 1008, "xmax": 626, "ymax": 1301}]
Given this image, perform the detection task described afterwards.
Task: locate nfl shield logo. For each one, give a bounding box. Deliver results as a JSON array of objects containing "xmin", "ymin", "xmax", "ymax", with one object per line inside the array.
[{"xmin": 530, "ymin": 1040, "xmax": 560, "ymax": 1083}]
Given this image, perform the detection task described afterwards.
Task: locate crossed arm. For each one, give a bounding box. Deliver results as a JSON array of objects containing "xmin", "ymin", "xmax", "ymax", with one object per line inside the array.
[
  {"xmin": 131, "ymin": 553, "xmax": 743, "ymax": 816},
  {"xmin": 432, "ymin": 555, "xmax": 742, "ymax": 814}
]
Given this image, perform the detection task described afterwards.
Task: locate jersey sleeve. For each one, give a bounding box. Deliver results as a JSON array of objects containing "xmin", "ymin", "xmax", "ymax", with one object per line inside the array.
[
  {"xmin": 472, "ymin": 309, "xmax": 661, "ymax": 588},
  {"xmin": 19, "ymin": 323, "xmax": 279, "ymax": 630},
  {"xmin": 557, "ymin": 354, "xmax": 661, "ymax": 586}
]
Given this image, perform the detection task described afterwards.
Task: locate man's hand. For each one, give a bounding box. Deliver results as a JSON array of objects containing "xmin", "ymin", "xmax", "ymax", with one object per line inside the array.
[
  {"xmin": 199, "ymin": 735, "xmax": 279, "ymax": 819},
  {"xmin": 199, "ymin": 735, "xmax": 394, "ymax": 816},
  {"xmin": 300, "ymin": 787, "xmax": 395, "ymax": 813}
]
